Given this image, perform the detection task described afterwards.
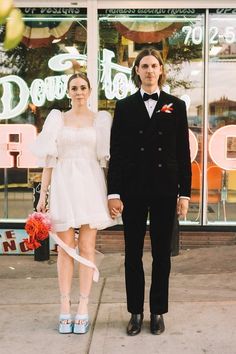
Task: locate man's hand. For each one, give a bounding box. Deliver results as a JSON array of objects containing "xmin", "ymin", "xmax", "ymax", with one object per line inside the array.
[
  {"xmin": 108, "ymin": 199, "xmax": 124, "ymax": 219},
  {"xmin": 177, "ymin": 198, "xmax": 189, "ymax": 219}
]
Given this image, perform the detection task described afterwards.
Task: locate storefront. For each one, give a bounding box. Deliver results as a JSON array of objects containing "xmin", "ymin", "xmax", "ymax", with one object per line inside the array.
[{"xmin": 1, "ymin": 0, "xmax": 236, "ymax": 253}]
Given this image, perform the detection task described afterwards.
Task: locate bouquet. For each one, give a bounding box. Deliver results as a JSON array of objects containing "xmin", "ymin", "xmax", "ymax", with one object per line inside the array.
[{"xmin": 24, "ymin": 212, "xmax": 51, "ymax": 250}]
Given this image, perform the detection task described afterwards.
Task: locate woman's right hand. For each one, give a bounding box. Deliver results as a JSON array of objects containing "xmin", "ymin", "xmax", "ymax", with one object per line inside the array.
[{"xmin": 36, "ymin": 195, "xmax": 47, "ymax": 213}]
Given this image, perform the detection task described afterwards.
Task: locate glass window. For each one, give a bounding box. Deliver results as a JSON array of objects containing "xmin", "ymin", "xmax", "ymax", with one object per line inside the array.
[
  {"xmin": 208, "ymin": 10, "xmax": 236, "ymax": 223},
  {"xmin": 98, "ymin": 9, "xmax": 205, "ymax": 224},
  {"xmin": 0, "ymin": 7, "xmax": 87, "ymax": 220}
]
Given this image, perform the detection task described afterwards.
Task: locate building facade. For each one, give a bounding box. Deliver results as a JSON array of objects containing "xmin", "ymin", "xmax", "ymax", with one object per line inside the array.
[{"xmin": 1, "ymin": 0, "xmax": 236, "ymax": 253}]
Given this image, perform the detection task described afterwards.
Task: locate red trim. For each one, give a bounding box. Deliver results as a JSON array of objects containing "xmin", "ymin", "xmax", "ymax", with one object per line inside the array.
[
  {"xmin": 115, "ymin": 22, "xmax": 183, "ymax": 43},
  {"xmin": 21, "ymin": 23, "xmax": 72, "ymax": 48}
]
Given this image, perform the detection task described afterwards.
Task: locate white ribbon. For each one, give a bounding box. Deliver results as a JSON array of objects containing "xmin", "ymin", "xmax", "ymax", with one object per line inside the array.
[{"xmin": 50, "ymin": 232, "xmax": 99, "ymax": 282}]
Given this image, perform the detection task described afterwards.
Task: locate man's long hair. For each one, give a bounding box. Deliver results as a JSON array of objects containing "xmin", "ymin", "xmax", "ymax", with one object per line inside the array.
[{"xmin": 131, "ymin": 48, "xmax": 166, "ymax": 88}]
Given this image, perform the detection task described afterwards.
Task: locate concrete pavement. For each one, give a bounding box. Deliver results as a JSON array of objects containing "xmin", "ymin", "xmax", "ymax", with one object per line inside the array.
[{"xmin": 0, "ymin": 245, "xmax": 236, "ymax": 354}]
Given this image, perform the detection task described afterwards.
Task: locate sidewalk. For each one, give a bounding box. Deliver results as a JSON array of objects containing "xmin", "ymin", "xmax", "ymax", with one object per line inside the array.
[{"xmin": 1, "ymin": 245, "xmax": 236, "ymax": 354}]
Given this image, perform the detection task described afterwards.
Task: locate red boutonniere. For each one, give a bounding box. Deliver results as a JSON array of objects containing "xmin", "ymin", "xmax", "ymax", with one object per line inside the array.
[
  {"xmin": 157, "ymin": 103, "xmax": 174, "ymax": 113},
  {"xmin": 24, "ymin": 212, "xmax": 51, "ymax": 250}
]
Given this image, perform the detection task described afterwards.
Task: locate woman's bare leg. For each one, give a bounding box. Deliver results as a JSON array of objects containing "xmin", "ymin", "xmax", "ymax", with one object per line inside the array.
[
  {"xmin": 57, "ymin": 228, "xmax": 75, "ymax": 314},
  {"xmin": 77, "ymin": 225, "xmax": 97, "ymax": 315}
]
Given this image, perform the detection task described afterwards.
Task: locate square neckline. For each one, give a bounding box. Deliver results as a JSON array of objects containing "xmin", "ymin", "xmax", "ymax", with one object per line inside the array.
[{"xmin": 61, "ymin": 111, "xmax": 96, "ymax": 130}]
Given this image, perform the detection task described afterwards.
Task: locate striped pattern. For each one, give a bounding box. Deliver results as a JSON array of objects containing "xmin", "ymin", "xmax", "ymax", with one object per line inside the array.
[
  {"xmin": 21, "ymin": 21, "xmax": 73, "ymax": 48},
  {"xmin": 115, "ymin": 21, "xmax": 183, "ymax": 43}
]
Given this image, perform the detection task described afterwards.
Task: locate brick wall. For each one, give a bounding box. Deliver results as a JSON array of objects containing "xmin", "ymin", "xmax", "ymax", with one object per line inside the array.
[{"xmin": 96, "ymin": 230, "xmax": 236, "ymax": 253}]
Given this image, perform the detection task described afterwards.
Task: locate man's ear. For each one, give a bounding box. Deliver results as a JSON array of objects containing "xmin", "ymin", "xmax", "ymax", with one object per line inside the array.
[{"xmin": 135, "ymin": 65, "xmax": 139, "ymax": 75}]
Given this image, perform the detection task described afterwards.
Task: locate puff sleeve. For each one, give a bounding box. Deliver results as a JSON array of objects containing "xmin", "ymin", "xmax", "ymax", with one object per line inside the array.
[
  {"xmin": 95, "ymin": 111, "xmax": 112, "ymax": 168},
  {"xmin": 29, "ymin": 109, "xmax": 63, "ymax": 168}
]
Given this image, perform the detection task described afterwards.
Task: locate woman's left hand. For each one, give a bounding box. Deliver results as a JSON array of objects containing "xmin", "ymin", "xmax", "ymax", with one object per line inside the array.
[{"xmin": 177, "ymin": 198, "xmax": 189, "ymax": 218}]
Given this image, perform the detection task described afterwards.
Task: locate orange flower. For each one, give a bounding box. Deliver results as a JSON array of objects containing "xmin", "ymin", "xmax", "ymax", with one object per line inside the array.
[
  {"xmin": 23, "ymin": 237, "xmax": 42, "ymax": 250},
  {"xmin": 37, "ymin": 223, "xmax": 50, "ymax": 241},
  {"xmin": 24, "ymin": 212, "xmax": 51, "ymax": 250},
  {"xmin": 25, "ymin": 218, "xmax": 40, "ymax": 237}
]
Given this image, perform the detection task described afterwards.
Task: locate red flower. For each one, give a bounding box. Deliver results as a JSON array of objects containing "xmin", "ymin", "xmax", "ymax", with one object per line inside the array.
[
  {"xmin": 24, "ymin": 212, "xmax": 51, "ymax": 250},
  {"xmin": 25, "ymin": 218, "xmax": 40, "ymax": 238},
  {"xmin": 23, "ymin": 238, "xmax": 42, "ymax": 250},
  {"xmin": 160, "ymin": 103, "xmax": 173, "ymax": 113}
]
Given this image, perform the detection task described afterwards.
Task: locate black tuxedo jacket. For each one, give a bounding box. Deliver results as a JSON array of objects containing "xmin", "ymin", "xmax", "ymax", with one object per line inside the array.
[{"xmin": 107, "ymin": 89, "xmax": 192, "ymax": 199}]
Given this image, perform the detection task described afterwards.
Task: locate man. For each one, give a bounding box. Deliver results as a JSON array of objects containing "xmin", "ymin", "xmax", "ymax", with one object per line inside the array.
[{"xmin": 107, "ymin": 48, "xmax": 191, "ymax": 336}]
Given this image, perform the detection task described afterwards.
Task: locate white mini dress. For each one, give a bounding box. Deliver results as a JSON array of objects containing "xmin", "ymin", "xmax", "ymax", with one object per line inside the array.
[{"xmin": 30, "ymin": 109, "xmax": 117, "ymax": 233}]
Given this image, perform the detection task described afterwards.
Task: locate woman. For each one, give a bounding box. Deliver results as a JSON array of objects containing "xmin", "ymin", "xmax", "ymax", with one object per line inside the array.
[{"xmin": 31, "ymin": 73, "xmax": 117, "ymax": 334}]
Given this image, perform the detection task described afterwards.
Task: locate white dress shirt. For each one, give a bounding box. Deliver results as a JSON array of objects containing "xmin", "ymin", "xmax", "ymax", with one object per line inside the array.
[{"xmin": 140, "ymin": 87, "xmax": 160, "ymax": 118}]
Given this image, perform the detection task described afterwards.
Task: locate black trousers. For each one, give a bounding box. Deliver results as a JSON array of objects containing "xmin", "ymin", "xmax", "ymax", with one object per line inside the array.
[{"xmin": 122, "ymin": 195, "xmax": 177, "ymax": 315}]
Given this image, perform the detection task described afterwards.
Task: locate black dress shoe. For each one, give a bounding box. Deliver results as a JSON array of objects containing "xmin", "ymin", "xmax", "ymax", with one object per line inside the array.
[
  {"xmin": 127, "ymin": 313, "xmax": 144, "ymax": 336},
  {"xmin": 150, "ymin": 314, "xmax": 165, "ymax": 335}
]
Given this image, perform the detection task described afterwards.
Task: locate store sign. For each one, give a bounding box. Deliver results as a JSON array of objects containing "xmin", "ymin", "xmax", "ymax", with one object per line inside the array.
[
  {"xmin": 0, "ymin": 124, "xmax": 37, "ymax": 168},
  {"xmin": 209, "ymin": 125, "xmax": 236, "ymax": 170},
  {"xmin": 0, "ymin": 229, "xmax": 57, "ymax": 254},
  {"xmin": 182, "ymin": 25, "xmax": 236, "ymax": 45},
  {"xmin": 0, "ymin": 123, "xmax": 235, "ymax": 169},
  {"xmin": 101, "ymin": 49, "xmax": 136, "ymax": 99},
  {"xmin": 0, "ymin": 229, "xmax": 31, "ymax": 254},
  {"xmin": 0, "ymin": 49, "xmax": 189, "ymax": 120},
  {"xmin": 100, "ymin": 9, "xmax": 199, "ymax": 15},
  {"xmin": 0, "ymin": 50, "xmax": 235, "ymax": 170},
  {"xmin": 0, "ymin": 73, "xmax": 69, "ymax": 119},
  {"xmin": 0, "ymin": 49, "xmax": 131, "ymax": 119},
  {"xmin": 22, "ymin": 7, "xmax": 86, "ymax": 15},
  {"xmin": 189, "ymin": 129, "xmax": 198, "ymax": 162},
  {"xmin": 215, "ymin": 8, "xmax": 236, "ymax": 14}
]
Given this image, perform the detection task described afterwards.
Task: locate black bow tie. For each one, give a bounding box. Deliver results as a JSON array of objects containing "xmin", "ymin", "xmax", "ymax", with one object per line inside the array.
[{"xmin": 143, "ymin": 92, "xmax": 159, "ymax": 101}]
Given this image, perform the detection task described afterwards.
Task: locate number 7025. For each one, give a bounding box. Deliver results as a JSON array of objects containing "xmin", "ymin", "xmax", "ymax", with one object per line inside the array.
[{"xmin": 182, "ymin": 25, "xmax": 236, "ymax": 45}]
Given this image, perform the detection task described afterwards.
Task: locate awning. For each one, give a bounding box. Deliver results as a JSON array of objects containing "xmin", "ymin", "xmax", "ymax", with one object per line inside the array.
[
  {"xmin": 21, "ymin": 21, "xmax": 73, "ymax": 48},
  {"xmin": 115, "ymin": 21, "xmax": 183, "ymax": 43}
]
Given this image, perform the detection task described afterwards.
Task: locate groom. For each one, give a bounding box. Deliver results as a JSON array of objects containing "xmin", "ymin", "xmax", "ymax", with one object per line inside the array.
[{"xmin": 107, "ymin": 48, "xmax": 191, "ymax": 335}]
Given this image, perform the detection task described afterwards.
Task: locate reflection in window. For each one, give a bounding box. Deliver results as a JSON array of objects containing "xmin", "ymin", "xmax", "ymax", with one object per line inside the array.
[
  {"xmin": 98, "ymin": 9, "xmax": 204, "ymax": 223},
  {"xmin": 0, "ymin": 9, "xmax": 87, "ymax": 219},
  {"xmin": 227, "ymin": 137, "xmax": 236, "ymax": 159},
  {"xmin": 208, "ymin": 11, "xmax": 236, "ymax": 223}
]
